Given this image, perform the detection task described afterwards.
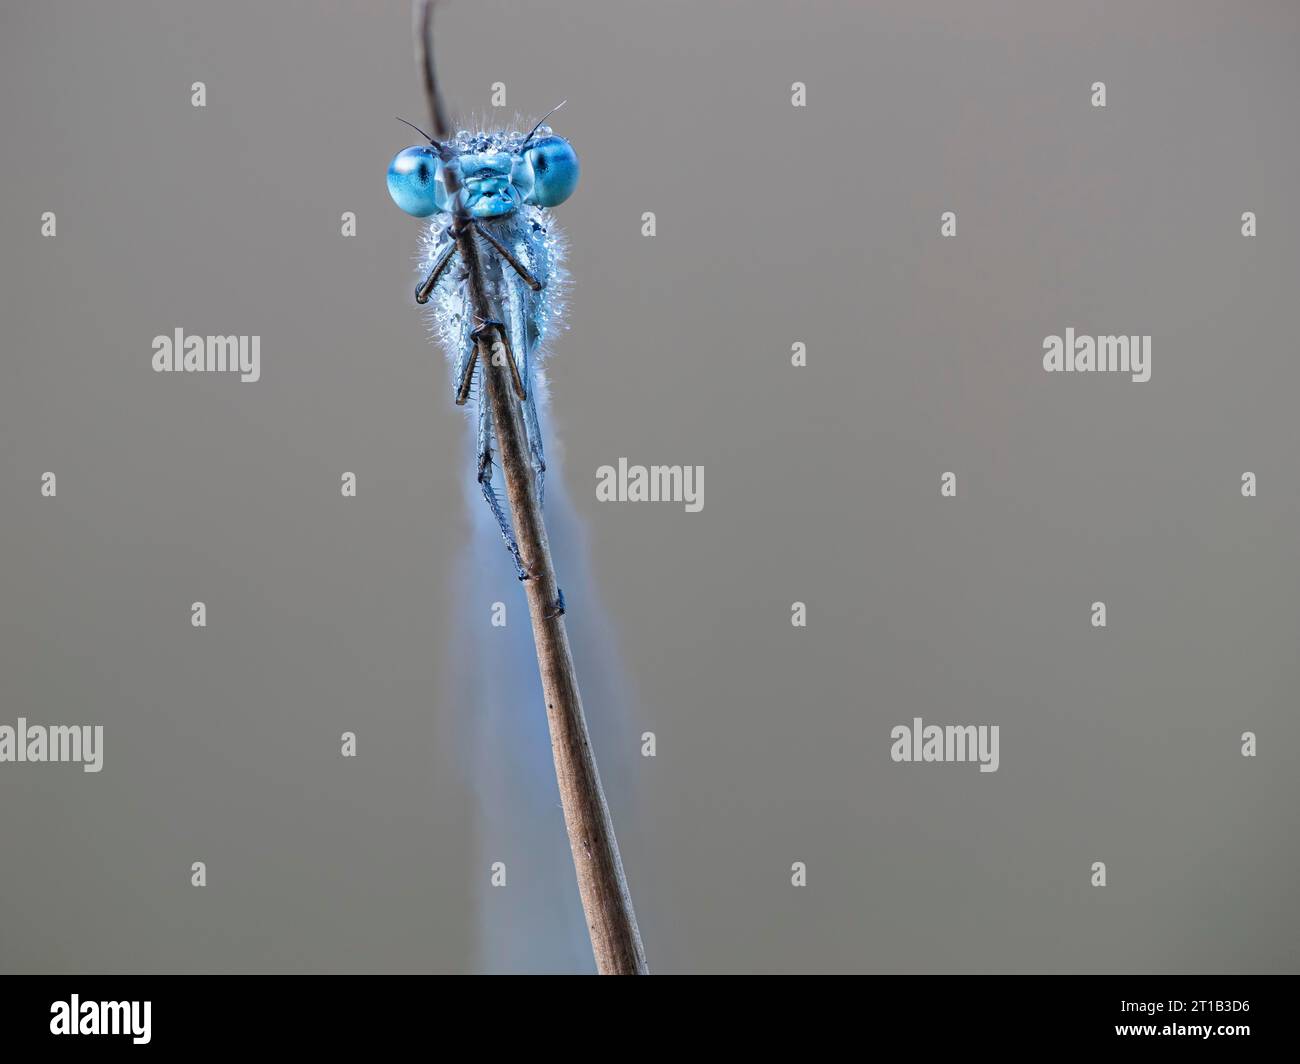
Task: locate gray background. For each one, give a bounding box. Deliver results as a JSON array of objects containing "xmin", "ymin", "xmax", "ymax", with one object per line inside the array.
[{"xmin": 1, "ymin": 0, "xmax": 1297, "ymax": 973}]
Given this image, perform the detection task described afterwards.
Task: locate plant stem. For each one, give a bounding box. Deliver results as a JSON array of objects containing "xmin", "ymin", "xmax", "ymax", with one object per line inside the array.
[{"xmin": 414, "ymin": 0, "xmax": 647, "ymax": 975}]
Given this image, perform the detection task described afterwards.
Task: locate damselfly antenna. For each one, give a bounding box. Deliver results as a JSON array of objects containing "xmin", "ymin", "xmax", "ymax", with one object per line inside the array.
[
  {"xmin": 520, "ymin": 101, "xmax": 567, "ymax": 149},
  {"xmin": 395, "ymin": 116, "xmax": 436, "ymax": 143}
]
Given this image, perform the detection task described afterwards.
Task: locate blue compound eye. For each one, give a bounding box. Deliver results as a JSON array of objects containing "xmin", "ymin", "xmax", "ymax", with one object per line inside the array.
[
  {"xmin": 387, "ymin": 145, "xmax": 446, "ymax": 217},
  {"xmin": 523, "ymin": 135, "xmax": 579, "ymax": 208}
]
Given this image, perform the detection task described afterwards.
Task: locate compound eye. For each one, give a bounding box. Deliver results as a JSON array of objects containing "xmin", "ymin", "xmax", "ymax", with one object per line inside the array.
[
  {"xmin": 387, "ymin": 145, "xmax": 446, "ymax": 217},
  {"xmin": 522, "ymin": 135, "xmax": 579, "ymax": 208}
]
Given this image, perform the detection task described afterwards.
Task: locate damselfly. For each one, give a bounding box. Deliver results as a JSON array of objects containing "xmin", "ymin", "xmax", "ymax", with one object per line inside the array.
[
  {"xmin": 388, "ymin": 2, "xmax": 646, "ymax": 974},
  {"xmin": 386, "ymin": 110, "xmax": 579, "ymax": 586}
]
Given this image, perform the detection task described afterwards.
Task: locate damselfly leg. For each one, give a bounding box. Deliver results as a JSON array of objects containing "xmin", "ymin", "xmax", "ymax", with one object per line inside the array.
[
  {"xmin": 455, "ymin": 339, "xmax": 478, "ymax": 406},
  {"xmin": 416, "ymin": 240, "xmax": 457, "ymax": 305},
  {"xmin": 473, "ymin": 221, "xmax": 544, "ymax": 292},
  {"xmin": 520, "ymin": 340, "xmax": 547, "ymax": 508},
  {"xmin": 472, "ymin": 321, "xmax": 527, "ymax": 400},
  {"xmin": 476, "ymin": 366, "xmax": 527, "ymax": 580}
]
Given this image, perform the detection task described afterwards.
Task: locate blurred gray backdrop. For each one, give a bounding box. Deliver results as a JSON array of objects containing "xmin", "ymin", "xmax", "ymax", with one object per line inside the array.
[{"xmin": 1, "ymin": 0, "xmax": 1297, "ymax": 973}]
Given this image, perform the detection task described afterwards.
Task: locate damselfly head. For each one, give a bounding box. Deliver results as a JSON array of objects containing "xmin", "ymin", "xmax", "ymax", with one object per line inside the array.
[
  {"xmin": 387, "ymin": 121, "xmax": 579, "ymax": 220},
  {"xmin": 456, "ymin": 150, "xmax": 524, "ymax": 218}
]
